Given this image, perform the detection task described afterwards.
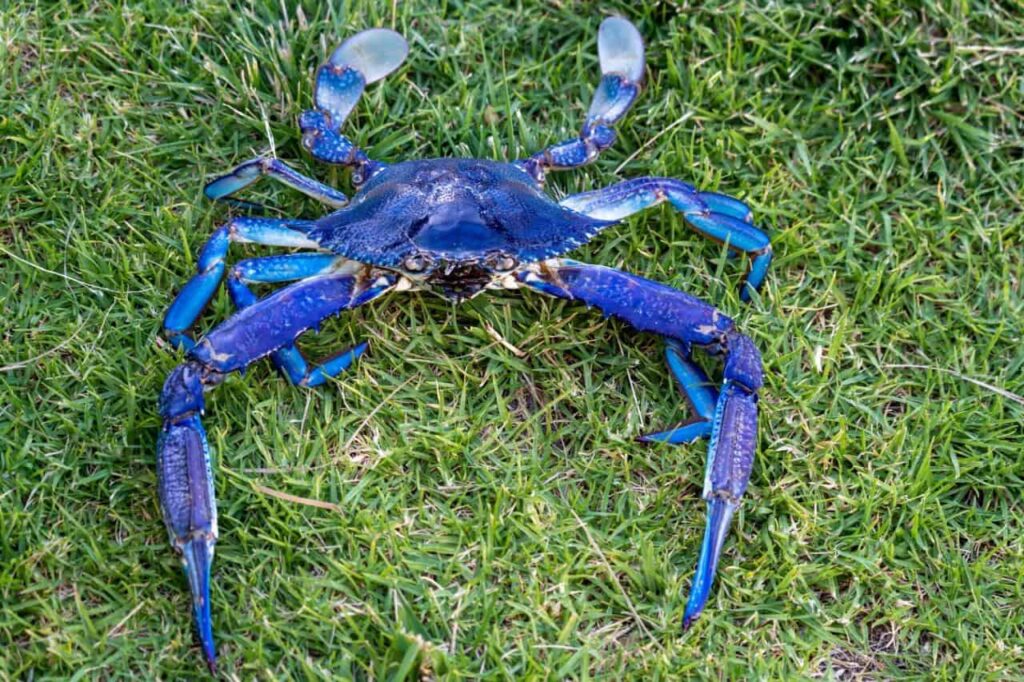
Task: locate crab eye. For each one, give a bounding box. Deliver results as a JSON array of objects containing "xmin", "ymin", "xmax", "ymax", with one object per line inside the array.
[{"xmin": 403, "ymin": 253, "xmax": 431, "ymax": 273}]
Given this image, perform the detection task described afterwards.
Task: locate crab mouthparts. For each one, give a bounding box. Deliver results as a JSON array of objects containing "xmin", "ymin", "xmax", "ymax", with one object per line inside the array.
[{"xmin": 426, "ymin": 260, "xmax": 494, "ymax": 301}]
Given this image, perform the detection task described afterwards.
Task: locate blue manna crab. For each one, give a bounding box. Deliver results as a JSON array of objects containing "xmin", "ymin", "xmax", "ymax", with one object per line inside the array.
[{"xmin": 158, "ymin": 17, "xmax": 771, "ymax": 672}]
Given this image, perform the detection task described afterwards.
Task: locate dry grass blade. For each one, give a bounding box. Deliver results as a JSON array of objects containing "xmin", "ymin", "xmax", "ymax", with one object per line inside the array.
[{"xmin": 253, "ymin": 484, "xmax": 343, "ymax": 513}]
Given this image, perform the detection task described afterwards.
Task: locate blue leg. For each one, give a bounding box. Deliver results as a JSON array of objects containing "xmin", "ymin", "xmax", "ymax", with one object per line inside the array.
[
  {"xmin": 158, "ymin": 267, "xmax": 395, "ymax": 673},
  {"xmin": 560, "ymin": 177, "xmax": 772, "ymax": 301},
  {"xmin": 640, "ymin": 339, "xmax": 719, "ymax": 444},
  {"xmin": 162, "ymin": 217, "xmax": 318, "ymax": 350},
  {"xmin": 299, "ymin": 28, "xmax": 408, "ymax": 182},
  {"xmin": 517, "ymin": 17, "xmax": 644, "ymax": 182},
  {"xmin": 225, "ymin": 254, "xmax": 370, "ymax": 387},
  {"xmin": 518, "ymin": 259, "xmax": 762, "ymax": 630},
  {"xmin": 204, "ymin": 157, "xmax": 349, "ymax": 208}
]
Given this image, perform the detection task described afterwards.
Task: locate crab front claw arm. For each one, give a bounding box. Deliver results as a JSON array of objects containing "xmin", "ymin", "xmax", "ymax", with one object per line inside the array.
[
  {"xmin": 158, "ymin": 364, "xmax": 222, "ymax": 671},
  {"xmin": 518, "ymin": 259, "xmax": 761, "ymax": 627},
  {"xmin": 157, "ymin": 266, "xmax": 396, "ymax": 672}
]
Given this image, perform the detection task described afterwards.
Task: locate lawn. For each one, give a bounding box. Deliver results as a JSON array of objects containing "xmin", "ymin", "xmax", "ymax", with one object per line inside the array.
[{"xmin": 2, "ymin": 0, "xmax": 1023, "ymax": 679}]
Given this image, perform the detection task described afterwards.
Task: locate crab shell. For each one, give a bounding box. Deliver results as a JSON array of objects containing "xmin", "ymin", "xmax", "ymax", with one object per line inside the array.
[{"xmin": 307, "ymin": 158, "xmax": 614, "ymax": 300}]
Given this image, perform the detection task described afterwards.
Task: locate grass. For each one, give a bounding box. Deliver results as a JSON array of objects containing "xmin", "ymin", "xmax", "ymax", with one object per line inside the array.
[{"xmin": 2, "ymin": 0, "xmax": 1023, "ymax": 678}]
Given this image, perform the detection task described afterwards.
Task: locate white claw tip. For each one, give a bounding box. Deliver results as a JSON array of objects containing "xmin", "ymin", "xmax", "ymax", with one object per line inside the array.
[
  {"xmin": 598, "ymin": 17, "xmax": 644, "ymax": 82},
  {"xmin": 330, "ymin": 28, "xmax": 409, "ymax": 84}
]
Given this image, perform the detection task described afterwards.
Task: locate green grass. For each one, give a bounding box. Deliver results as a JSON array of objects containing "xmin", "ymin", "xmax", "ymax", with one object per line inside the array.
[{"xmin": 2, "ymin": 0, "xmax": 1023, "ymax": 678}]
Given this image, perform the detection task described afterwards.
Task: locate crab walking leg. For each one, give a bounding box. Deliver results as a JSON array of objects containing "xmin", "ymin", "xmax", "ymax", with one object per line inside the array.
[
  {"xmin": 561, "ymin": 177, "xmax": 772, "ymax": 300},
  {"xmin": 518, "ymin": 259, "xmax": 762, "ymax": 627},
  {"xmin": 203, "ymin": 157, "xmax": 349, "ymax": 208},
  {"xmin": 299, "ymin": 28, "xmax": 407, "ymax": 174},
  {"xmin": 162, "ymin": 217, "xmax": 318, "ymax": 350},
  {"xmin": 225, "ymin": 254, "xmax": 371, "ymax": 387},
  {"xmin": 517, "ymin": 17, "xmax": 644, "ymax": 182},
  {"xmin": 640, "ymin": 339, "xmax": 720, "ymax": 444},
  {"xmin": 157, "ymin": 266, "xmax": 395, "ymax": 672}
]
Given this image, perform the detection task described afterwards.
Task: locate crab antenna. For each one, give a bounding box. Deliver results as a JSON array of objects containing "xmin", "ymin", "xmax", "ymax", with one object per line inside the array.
[{"xmin": 517, "ymin": 16, "xmax": 645, "ymax": 183}]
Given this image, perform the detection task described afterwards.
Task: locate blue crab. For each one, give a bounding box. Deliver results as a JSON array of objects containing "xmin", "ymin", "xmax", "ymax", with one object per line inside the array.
[{"xmin": 158, "ymin": 17, "xmax": 771, "ymax": 672}]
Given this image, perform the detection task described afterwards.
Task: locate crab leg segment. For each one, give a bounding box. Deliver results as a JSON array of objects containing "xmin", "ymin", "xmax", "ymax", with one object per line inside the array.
[
  {"xmin": 560, "ymin": 177, "xmax": 772, "ymax": 300},
  {"xmin": 300, "ymin": 28, "xmax": 408, "ymax": 175},
  {"xmin": 158, "ymin": 267, "xmax": 395, "ymax": 672},
  {"xmin": 226, "ymin": 254, "xmax": 371, "ymax": 387},
  {"xmin": 189, "ymin": 266, "xmax": 395, "ymax": 374},
  {"xmin": 204, "ymin": 157, "xmax": 349, "ymax": 208},
  {"xmin": 518, "ymin": 259, "xmax": 762, "ymax": 628},
  {"xmin": 158, "ymin": 362, "xmax": 221, "ymax": 672},
  {"xmin": 518, "ymin": 17, "xmax": 644, "ymax": 181},
  {"xmin": 640, "ymin": 339, "xmax": 719, "ymax": 444},
  {"xmin": 162, "ymin": 217, "xmax": 318, "ymax": 350}
]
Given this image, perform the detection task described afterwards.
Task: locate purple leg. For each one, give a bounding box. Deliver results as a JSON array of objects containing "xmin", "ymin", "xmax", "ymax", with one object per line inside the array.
[
  {"xmin": 204, "ymin": 157, "xmax": 349, "ymax": 208},
  {"xmin": 225, "ymin": 255, "xmax": 372, "ymax": 387},
  {"xmin": 639, "ymin": 339, "xmax": 719, "ymax": 445},
  {"xmin": 518, "ymin": 258, "xmax": 762, "ymax": 628},
  {"xmin": 157, "ymin": 266, "xmax": 395, "ymax": 672}
]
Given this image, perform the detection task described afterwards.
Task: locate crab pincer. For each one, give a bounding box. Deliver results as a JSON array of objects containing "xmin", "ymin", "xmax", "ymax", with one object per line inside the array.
[{"xmin": 157, "ymin": 362, "xmax": 220, "ymax": 672}]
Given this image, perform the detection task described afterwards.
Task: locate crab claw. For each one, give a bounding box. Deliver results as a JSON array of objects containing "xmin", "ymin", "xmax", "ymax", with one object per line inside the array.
[
  {"xmin": 682, "ymin": 497, "xmax": 738, "ymax": 628},
  {"xmin": 683, "ymin": 375, "xmax": 759, "ymax": 629},
  {"xmin": 181, "ymin": 535, "xmax": 217, "ymax": 673},
  {"xmin": 159, "ymin": 411, "xmax": 219, "ymax": 672},
  {"xmin": 158, "ymin": 364, "xmax": 220, "ymax": 672}
]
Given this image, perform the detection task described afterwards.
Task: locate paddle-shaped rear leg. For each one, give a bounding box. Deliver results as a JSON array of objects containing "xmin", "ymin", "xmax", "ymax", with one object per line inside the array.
[
  {"xmin": 561, "ymin": 177, "xmax": 772, "ymax": 300},
  {"xmin": 517, "ymin": 17, "xmax": 645, "ymax": 183},
  {"xmin": 299, "ymin": 28, "xmax": 408, "ymax": 181},
  {"xmin": 157, "ymin": 266, "xmax": 395, "ymax": 672},
  {"xmin": 518, "ymin": 258, "xmax": 762, "ymax": 627},
  {"xmin": 204, "ymin": 29, "xmax": 407, "ymax": 208}
]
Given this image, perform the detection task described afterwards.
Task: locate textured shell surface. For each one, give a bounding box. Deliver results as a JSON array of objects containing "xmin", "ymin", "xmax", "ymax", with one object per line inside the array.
[{"xmin": 307, "ymin": 158, "xmax": 613, "ymax": 270}]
